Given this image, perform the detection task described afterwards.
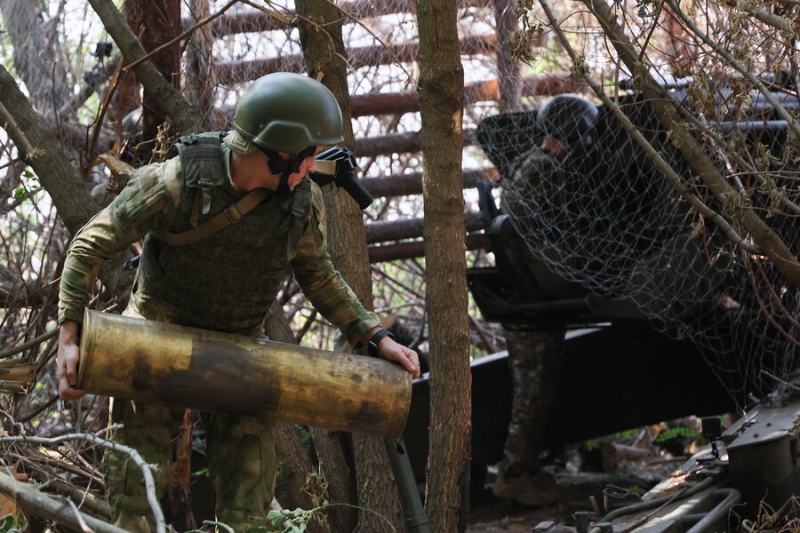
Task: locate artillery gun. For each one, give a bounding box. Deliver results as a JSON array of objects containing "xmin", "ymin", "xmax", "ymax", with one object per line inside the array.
[{"xmin": 404, "ymin": 73, "xmax": 800, "ymax": 526}]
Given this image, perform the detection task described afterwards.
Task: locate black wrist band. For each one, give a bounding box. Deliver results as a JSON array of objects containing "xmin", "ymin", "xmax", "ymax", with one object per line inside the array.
[{"xmin": 368, "ymin": 328, "xmax": 394, "ymax": 357}]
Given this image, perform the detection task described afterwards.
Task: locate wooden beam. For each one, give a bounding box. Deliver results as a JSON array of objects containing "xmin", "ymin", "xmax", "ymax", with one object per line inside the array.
[
  {"xmin": 365, "ymin": 211, "xmax": 484, "ymax": 244},
  {"xmin": 358, "ymin": 168, "xmax": 497, "ymax": 199},
  {"xmin": 351, "ymin": 73, "xmax": 581, "ymax": 117},
  {"xmin": 213, "ymin": 73, "xmax": 582, "ymax": 130},
  {"xmin": 203, "ymin": 0, "xmax": 491, "ymax": 38},
  {"xmin": 215, "ymin": 34, "xmax": 497, "ymax": 85},
  {"xmin": 354, "ymin": 128, "xmax": 480, "ymax": 157},
  {"xmin": 367, "ymin": 233, "xmax": 488, "ymax": 263}
]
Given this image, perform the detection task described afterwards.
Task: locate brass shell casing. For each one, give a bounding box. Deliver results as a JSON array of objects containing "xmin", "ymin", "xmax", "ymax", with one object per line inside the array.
[{"xmin": 78, "ymin": 309, "xmax": 411, "ymax": 436}]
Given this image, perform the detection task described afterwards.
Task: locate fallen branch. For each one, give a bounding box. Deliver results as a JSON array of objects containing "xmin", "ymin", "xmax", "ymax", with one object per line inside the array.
[
  {"xmin": 0, "ymin": 473, "xmax": 125, "ymax": 533},
  {"xmin": 0, "ymin": 432, "xmax": 165, "ymax": 533}
]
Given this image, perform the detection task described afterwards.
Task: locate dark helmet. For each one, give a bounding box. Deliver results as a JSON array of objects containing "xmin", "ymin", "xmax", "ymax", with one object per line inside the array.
[
  {"xmin": 536, "ymin": 94, "xmax": 598, "ymax": 143},
  {"xmin": 121, "ymin": 108, "xmax": 142, "ymax": 140},
  {"xmin": 231, "ymin": 72, "xmax": 344, "ymax": 154}
]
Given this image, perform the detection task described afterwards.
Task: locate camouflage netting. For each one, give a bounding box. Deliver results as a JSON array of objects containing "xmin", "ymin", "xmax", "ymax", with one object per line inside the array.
[{"xmin": 479, "ymin": 0, "xmax": 800, "ymax": 407}]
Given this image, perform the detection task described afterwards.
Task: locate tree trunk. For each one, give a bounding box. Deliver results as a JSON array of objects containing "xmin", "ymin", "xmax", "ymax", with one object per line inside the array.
[
  {"xmin": 186, "ymin": 0, "xmax": 218, "ymax": 130},
  {"xmin": 124, "ymin": 0, "xmax": 182, "ymax": 162},
  {"xmin": 417, "ymin": 1, "xmax": 472, "ymax": 533},
  {"xmin": 264, "ymin": 304, "xmax": 333, "ymax": 533},
  {"xmin": 296, "ymin": 2, "xmax": 406, "ymax": 532},
  {"xmin": 0, "ymin": 0, "xmax": 69, "ymax": 111},
  {"xmin": 0, "ymin": 65, "xmax": 98, "ymax": 235},
  {"xmin": 88, "ymin": 0, "xmax": 201, "ymax": 135}
]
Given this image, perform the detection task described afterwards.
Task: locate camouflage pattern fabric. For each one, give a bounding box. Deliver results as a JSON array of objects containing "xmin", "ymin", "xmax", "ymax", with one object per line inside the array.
[
  {"xmin": 497, "ymin": 144, "xmax": 568, "ymax": 477},
  {"xmin": 59, "ymin": 139, "xmax": 381, "ymax": 531},
  {"xmin": 58, "ymin": 140, "xmax": 379, "ymax": 344},
  {"xmin": 102, "ymin": 304, "xmax": 278, "ymax": 533},
  {"xmin": 104, "ymin": 400, "xmax": 276, "ymax": 532},
  {"xmin": 103, "ymin": 398, "xmax": 184, "ymax": 532},
  {"xmin": 500, "ymin": 327, "xmax": 565, "ymax": 475}
]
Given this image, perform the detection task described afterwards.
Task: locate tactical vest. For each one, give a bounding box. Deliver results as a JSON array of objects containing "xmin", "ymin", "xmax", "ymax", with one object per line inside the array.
[{"xmin": 132, "ymin": 132, "xmax": 313, "ymax": 334}]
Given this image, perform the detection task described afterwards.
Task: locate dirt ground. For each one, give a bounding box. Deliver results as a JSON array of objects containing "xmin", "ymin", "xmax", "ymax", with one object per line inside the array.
[{"xmin": 465, "ymin": 452, "xmax": 683, "ymax": 533}]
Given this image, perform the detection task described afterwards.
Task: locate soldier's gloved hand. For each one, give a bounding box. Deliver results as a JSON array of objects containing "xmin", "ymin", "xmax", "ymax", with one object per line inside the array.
[{"xmin": 57, "ymin": 320, "xmax": 86, "ymax": 401}]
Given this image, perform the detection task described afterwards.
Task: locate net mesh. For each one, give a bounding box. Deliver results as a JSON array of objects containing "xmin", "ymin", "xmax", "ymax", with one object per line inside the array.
[{"xmin": 475, "ymin": 0, "xmax": 800, "ymax": 407}]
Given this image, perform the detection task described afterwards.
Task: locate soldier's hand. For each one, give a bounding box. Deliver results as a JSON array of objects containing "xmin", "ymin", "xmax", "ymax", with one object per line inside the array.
[
  {"xmin": 377, "ymin": 337, "xmax": 421, "ymax": 379},
  {"xmin": 57, "ymin": 321, "xmax": 86, "ymax": 401}
]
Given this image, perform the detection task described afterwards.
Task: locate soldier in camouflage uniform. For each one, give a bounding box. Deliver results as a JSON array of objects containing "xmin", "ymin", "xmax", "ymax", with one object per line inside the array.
[
  {"xmin": 56, "ymin": 73, "xmax": 421, "ymax": 532},
  {"xmin": 492, "ymin": 95, "xmax": 597, "ymax": 507}
]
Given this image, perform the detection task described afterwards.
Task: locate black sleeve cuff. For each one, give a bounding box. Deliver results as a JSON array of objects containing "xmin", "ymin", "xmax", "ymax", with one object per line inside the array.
[{"xmin": 367, "ymin": 328, "xmax": 395, "ymax": 357}]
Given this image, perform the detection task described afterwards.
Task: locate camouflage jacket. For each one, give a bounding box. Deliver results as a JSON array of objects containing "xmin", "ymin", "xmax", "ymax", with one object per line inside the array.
[
  {"xmin": 58, "ymin": 141, "xmax": 379, "ymax": 345},
  {"xmin": 500, "ymin": 145, "xmax": 568, "ymax": 217}
]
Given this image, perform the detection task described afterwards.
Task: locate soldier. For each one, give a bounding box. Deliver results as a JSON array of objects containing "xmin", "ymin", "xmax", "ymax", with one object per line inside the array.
[
  {"xmin": 56, "ymin": 72, "xmax": 421, "ymax": 532},
  {"xmin": 492, "ymin": 94, "xmax": 597, "ymax": 507}
]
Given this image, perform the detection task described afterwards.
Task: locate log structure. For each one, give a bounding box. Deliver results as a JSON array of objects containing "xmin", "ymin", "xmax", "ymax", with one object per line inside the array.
[{"xmin": 193, "ymin": 3, "xmax": 580, "ymax": 264}]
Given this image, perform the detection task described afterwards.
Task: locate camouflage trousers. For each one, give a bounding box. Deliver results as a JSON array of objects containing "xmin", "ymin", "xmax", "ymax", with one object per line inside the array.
[
  {"xmin": 499, "ymin": 327, "xmax": 565, "ymax": 477},
  {"xmin": 103, "ymin": 304, "xmax": 277, "ymax": 533}
]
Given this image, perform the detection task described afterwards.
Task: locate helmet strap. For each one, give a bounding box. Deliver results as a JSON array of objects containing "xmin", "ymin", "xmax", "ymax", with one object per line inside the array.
[{"xmin": 262, "ymin": 146, "xmax": 318, "ymax": 196}]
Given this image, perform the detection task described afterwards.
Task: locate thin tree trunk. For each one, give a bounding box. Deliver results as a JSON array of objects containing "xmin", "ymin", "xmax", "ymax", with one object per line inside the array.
[
  {"xmin": 186, "ymin": 0, "xmax": 218, "ymax": 129},
  {"xmin": 265, "ymin": 303, "xmax": 340, "ymax": 533},
  {"xmin": 417, "ymin": 0, "xmax": 472, "ymax": 532},
  {"xmin": 296, "ymin": 2, "xmax": 407, "ymax": 532},
  {"xmin": 88, "ymin": 0, "xmax": 201, "ymax": 135}
]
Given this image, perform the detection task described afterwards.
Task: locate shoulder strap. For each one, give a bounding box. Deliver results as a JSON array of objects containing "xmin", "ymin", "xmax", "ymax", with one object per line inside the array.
[{"xmin": 152, "ymin": 188, "xmax": 270, "ymax": 246}]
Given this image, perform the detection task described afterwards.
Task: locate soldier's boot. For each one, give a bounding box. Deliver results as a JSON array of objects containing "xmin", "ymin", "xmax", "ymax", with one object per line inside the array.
[
  {"xmin": 492, "ymin": 469, "xmax": 558, "ymax": 507},
  {"xmin": 492, "ymin": 468, "xmax": 580, "ymax": 507}
]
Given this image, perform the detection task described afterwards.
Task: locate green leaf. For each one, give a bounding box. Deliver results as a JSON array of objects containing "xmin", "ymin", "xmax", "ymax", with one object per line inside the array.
[
  {"xmin": 267, "ymin": 510, "xmax": 287, "ymax": 526},
  {"xmin": 12, "ymin": 187, "xmax": 28, "ymax": 202}
]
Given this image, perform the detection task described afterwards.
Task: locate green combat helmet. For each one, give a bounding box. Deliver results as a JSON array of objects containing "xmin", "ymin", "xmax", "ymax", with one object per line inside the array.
[
  {"xmin": 231, "ymin": 72, "xmax": 344, "ymax": 154},
  {"xmin": 536, "ymin": 94, "xmax": 598, "ymax": 144}
]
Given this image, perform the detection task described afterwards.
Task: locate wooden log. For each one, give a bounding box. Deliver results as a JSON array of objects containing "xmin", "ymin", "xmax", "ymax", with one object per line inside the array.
[
  {"xmin": 351, "ymin": 73, "xmax": 582, "ymax": 117},
  {"xmin": 204, "ymin": 0, "xmax": 492, "ymax": 38},
  {"xmin": 77, "ymin": 310, "xmax": 411, "ymax": 436},
  {"xmin": 216, "ymin": 74, "xmax": 581, "ymax": 124},
  {"xmin": 0, "ymin": 472, "xmax": 126, "ymax": 533},
  {"xmin": 365, "ymin": 211, "xmax": 484, "ymax": 244},
  {"xmin": 353, "ymin": 128, "xmax": 478, "ymax": 157},
  {"xmin": 360, "ymin": 167, "xmax": 496, "ymax": 199},
  {"xmin": 367, "ymin": 232, "xmax": 488, "ymax": 263},
  {"xmin": 216, "ymin": 34, "xmax": 497, "ymax": 85}
]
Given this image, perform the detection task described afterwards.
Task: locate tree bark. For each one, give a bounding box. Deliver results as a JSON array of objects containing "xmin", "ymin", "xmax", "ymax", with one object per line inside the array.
[
  {"xmin": 494, "ymin": 0, "xmax": 522, "ymax": 111},
  {"xmin": 186, "ymin": 0, "xmax": 218, "ymax": 129},
  {"xmin": 88, "ymin": 0, "xmax": 201, "ymax": 135},
  {"xmin": 0, "ymin": 472, "xmax": 128, "ymax": 533},
  {"xmin": 297, "ymin": 2, "xmax": 407, "ymax": 532},
  {"xmin": 0, "ymin": 65, "xmax": 98, "ymax": 235},
  {"xmin": 125, "ymin": 0, "xmax": 182, "ymax": 162},
  {"xmin": 417, "ymin": 1, "xmax": 472, "ymax": 532},
  {"xmin": 0, "ymin": 0, "xmax": 71, "ymax": 113},
  {"xmin": 264, "ymin": 301, "xmax": 332, "ymax": 533}
]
